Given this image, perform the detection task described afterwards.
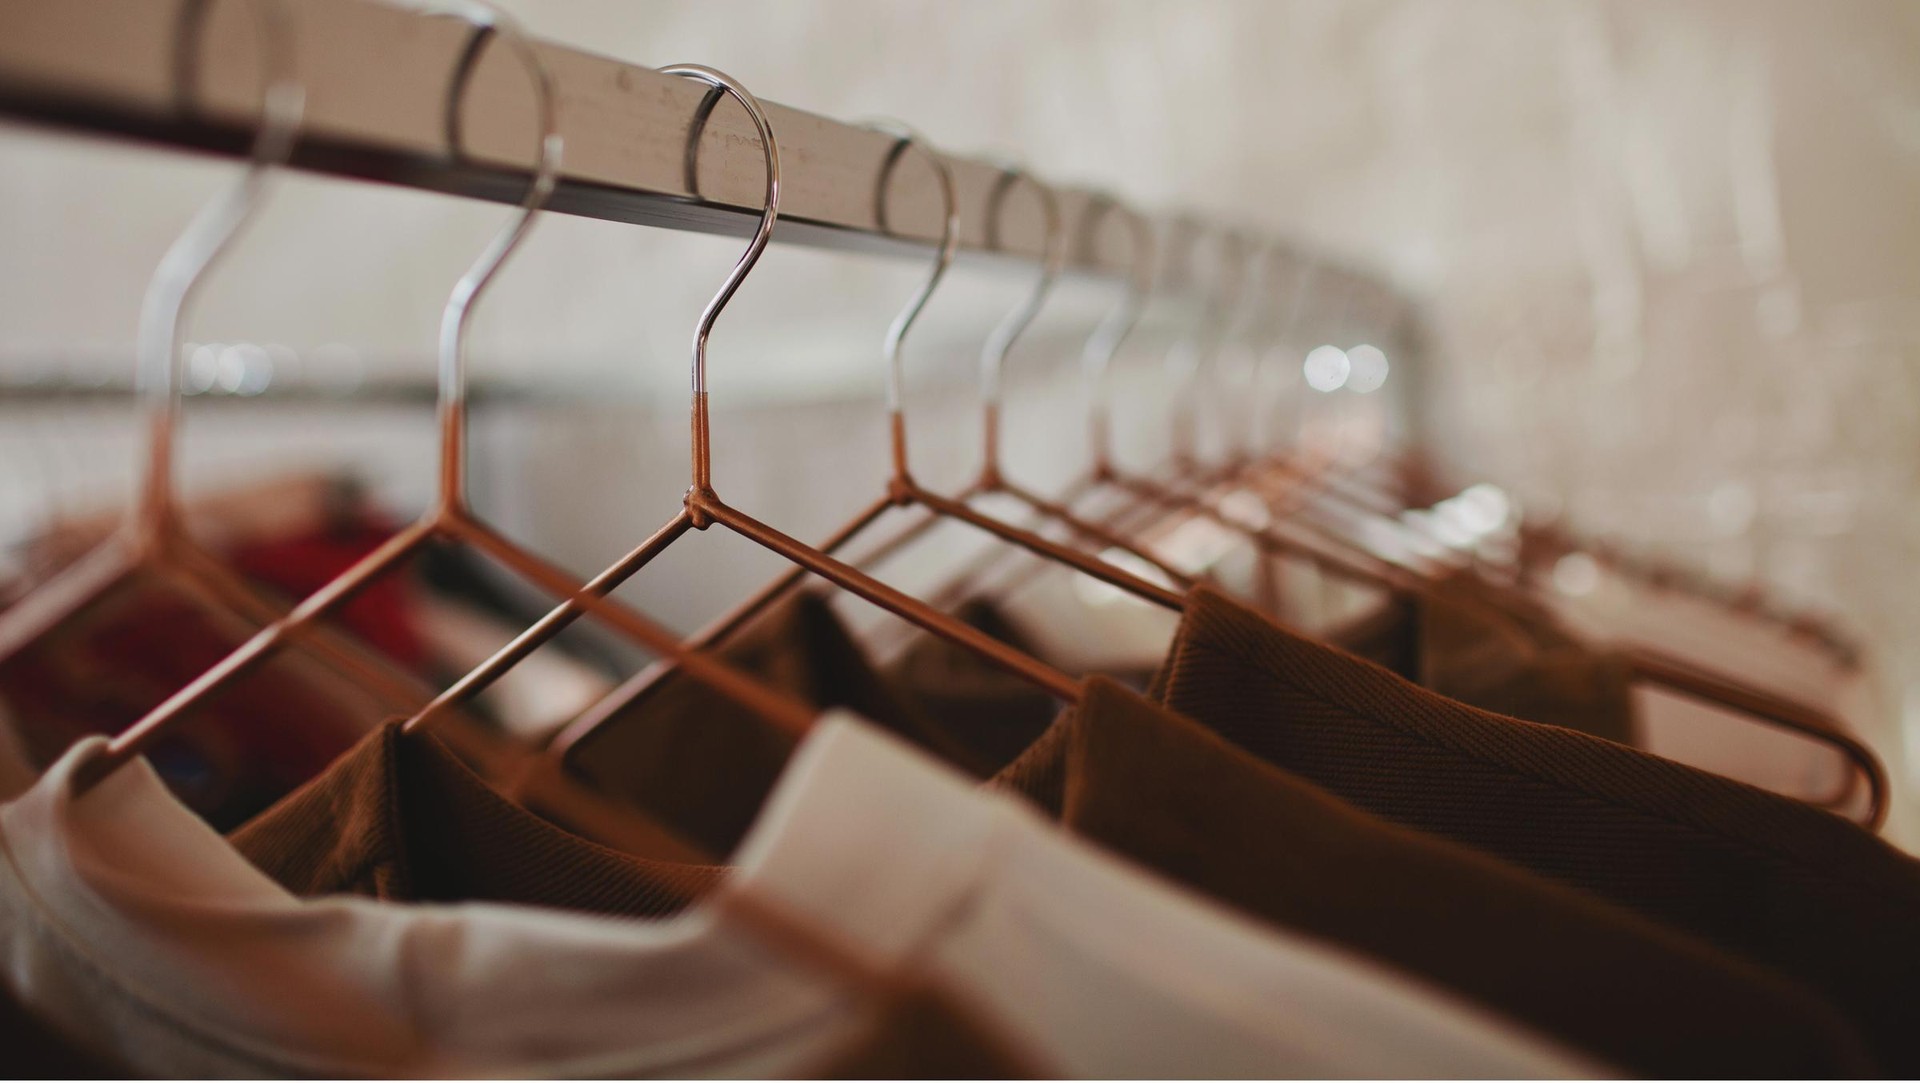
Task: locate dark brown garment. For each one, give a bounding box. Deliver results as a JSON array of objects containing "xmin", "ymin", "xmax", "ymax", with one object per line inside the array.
[
  {"xmin": 993, "ymin": 676, "xmax": 1873, "ymax": 1078},
  {"xmin": 1157, "ymin": 584, "xmax": 1920, "ymax": 1075},
  {"xmin": 231, "ymin": 721, "xmax": 1039, "ymax": 1078},
  {"xmin": 1329, "ymin": 577, "xmax": 1636, "ymax": 745},
  {"xmin": 563, "ymin": 593, "xmax": 986, "ymax": 856},
  {"xmin": 231, "ymin": 719, "xmax": 721, "ymax": 913},
  {"xmin": 0, "ymin": 981, "xmax": 137, "ymax": 1078},
  {"xmin": 885, "ymin": 599, "xmax": 1060, "ymax": 771},
  {"xmin": 810, "ymin": 980, "xmax": 1041, "ymax": 1079}
]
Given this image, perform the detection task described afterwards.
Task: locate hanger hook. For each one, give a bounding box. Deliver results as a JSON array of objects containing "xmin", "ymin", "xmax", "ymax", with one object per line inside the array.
[
  {"xmin": 665, "ymin": 64, "xmax": 781, "ymax": 499},
  {"xmin": 136, "ymin": 0, "xmax": 305, "ymax": 530},
  {"xmin": 1073, "ymin": 193, "xmax": 1155, "ymax": 476},
  {"xmin": 865, "ymin": 121, "xmax": 958, "ymax": 483},
  {"xmin": 978, "ymin": 163, "xmax": 1066, "ymax": 483},
  {"xmin": 1164, "ymin": 221, "xmax": 1251, "ymax": 466},
  {"xmin": 1218, "ymin": 236, "xmax": 1276, "ymax": 465},
  {"xmin": 1252, "ymin": 248, "xmax": 1321, "ymax": 457},
  {"xmin": 432, "ymin": 0, "xmax": 564, "ymax": 514}
]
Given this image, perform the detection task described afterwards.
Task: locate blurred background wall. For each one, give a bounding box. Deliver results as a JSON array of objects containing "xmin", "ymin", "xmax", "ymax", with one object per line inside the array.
[{"xmin": 1, "ymin": 0, "xmax": 1917, "ymax": 825}]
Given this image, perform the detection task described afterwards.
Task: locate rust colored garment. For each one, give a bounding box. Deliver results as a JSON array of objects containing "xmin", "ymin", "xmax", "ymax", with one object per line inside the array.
[
  {"xmin": 993, "ymin": 677, "xmax": 1873, "ymax": 1078},
  {"xmin": 562, "ymin": 593, "xmax": 988, "ymax": 856},
  {"xmin": 1157, "ymin": 584, "xmax": 1920, "ymax": 1075},
  {"xmin": 1330, "ymin": 577, "xmax": 1636, "ymax": 745}
]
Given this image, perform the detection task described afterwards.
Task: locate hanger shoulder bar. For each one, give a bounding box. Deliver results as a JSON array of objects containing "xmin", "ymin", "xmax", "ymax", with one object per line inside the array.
[{"xmin": 0, "ymin": 0, "xmax": 1390, "ymax": 297}]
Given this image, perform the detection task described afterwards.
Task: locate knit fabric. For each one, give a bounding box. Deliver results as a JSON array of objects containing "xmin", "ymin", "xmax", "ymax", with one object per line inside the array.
[
  {"xmin": 230, "ymin": 720, "xmax": 722, "ymax": 915},
  {"xmin": 1330, "ymin": 576, "xmax": 1636, "ymax": 745},
  {"xmin": 993, "ymin": 676, "xmax": 1874, "ymax": 1077},
  {"xmin": 1157, "ymin": 584, "xmax": 1920, "ymax": 1074},
  {"xmin": 563, "ymin": 592, "xmax": 986, "ymax": 855}
]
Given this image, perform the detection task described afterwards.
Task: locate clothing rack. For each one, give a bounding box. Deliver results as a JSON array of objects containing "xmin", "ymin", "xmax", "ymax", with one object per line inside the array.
[{"xmin": 0, "ymin": 0, "xmax": 1408, "ymax": 337}]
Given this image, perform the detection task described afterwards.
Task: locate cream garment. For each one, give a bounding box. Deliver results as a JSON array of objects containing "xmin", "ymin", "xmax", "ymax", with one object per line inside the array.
[{"xmin": 0, "ymin": 715, "xmax": 1598, "ymax": 1079}]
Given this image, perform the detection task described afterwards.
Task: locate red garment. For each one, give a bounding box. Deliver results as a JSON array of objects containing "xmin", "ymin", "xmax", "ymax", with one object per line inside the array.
[
  {"xmin": 228, "ymin": 515, "xmax": 430, "ymax": 673},
  {"xmin": 0, "ymin": 512, "xmax": 420, "ymax": 829}
]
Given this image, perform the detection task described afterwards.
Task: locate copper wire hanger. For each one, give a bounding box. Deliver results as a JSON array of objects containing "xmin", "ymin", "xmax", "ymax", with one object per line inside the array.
[
  {"xmin": 1206, "ymin": 297, "xmax": 1885, "ymax": 828},
  {"xmin": 1035, "ymin": 218, "xmax": 1414, "ymax": 609},
  {"xmin": 898, "ymin": 211, "xmax": 1336, "ymax": 619},
  {"xmin": 74, "ymin": 6, "xmax": 829, "ymax": 792},
  {"xmin": 800, "ymin": 164, "xmax": 1201, "ymax": 593},
  {"xmin": 0, "ymin": 0, "xmax": 420, "ymax": 710},
  {"xmin": 404, "ymin": 83, "xmax": 1085, "ymax": 767},
  {"xmin": 1121, "ymin": 259, "xmax": 1894, "ymax": 828},
  {"xmin": 552, "ymin": 150, "xmax": 1206, "ymax": 742}
]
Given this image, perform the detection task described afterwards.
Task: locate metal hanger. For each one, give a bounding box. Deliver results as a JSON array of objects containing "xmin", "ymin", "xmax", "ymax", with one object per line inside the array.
[
  {"xmin": 1030, "ymin": 217, "xmax": 1417, "ymax": 610},
  {"xmin": 409, "ymin": 80, "xmax": 1085, "ymax": 771},
  {"xmin": 0, "ymin": 0, "xmax": 419, "ymax": 710},
  {"xmin": 76, "ymin": 4, "xmax": 825, "ymax": 792},
  {"xmin": 956, "ymin": 166, "xmax": 1197, "ymax": 587},
  {"xmin": 550, "ymin": 148, "xmax": 1201, "ymax": 743},
  {"xmin": 1103, "ymin": 254, "xmax": 1893, "ymax": 827},
  {"xmin": 801, "ymin": 164, "xmax": 1200, "ymax": 593}
]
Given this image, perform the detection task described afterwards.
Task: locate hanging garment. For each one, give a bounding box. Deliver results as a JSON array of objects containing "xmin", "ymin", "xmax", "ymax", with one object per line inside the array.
[
  {"xmin": 220, "ymin": 717, "xmax": 1597, "ymax": 1077},
  {"xmin": 0, "ymin": 700, "xmax": 36, "ymax": 802},
  {"xmin": 885, "ymin": 598, "xmax": 1062, "ymax": 769},
  {"xmin": 990, "ymin": 676, "xmax": 1873, "ymax": 1077},
  {"xmin": 231, "ymin": 724, "xmax": 1040, "ymax": 1077},
  {"xmin": 0, "ymin": 573, "xmax": 383, "ymax": 828},
  {"xmin": 1329, "ymin": 575, "xmax": 1637, "ymax": 745},
  {"xmin": 562, "ymin": 593, "xmax": 998, "ymax": 857},
  {"xmin": 0, "ymin": 981, "xmax": 133, "ymax": 1078},
  {"xmin": 226, "ymin": 508, "xmax": 433, "ymax": 675},
  {"xmin": 1154, "ymin": 584, "xmax": 1920, "ymax": 1075}
]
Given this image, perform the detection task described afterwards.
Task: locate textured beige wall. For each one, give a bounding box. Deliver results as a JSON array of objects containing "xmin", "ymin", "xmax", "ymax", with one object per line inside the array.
[{"xmin": 1, "ymin": 0, "xmax": 1916, "ymax": 826}]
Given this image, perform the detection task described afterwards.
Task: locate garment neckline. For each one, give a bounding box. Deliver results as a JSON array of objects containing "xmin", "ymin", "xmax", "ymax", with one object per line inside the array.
[{"xmin": 0, "ymin": 711, "xmax": 991, "ymax": 1077}]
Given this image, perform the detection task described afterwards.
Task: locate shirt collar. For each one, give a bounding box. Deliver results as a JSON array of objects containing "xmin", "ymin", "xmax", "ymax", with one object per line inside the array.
[{"xmin": 0, "ymin": 715, "xmax": 990, "ymax": 1077}]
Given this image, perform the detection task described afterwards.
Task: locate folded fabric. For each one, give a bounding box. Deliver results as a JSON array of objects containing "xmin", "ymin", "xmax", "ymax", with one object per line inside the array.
[{"xmin": 1156, "ymin": 585, "xmax": 1920, "ymax": 1074}]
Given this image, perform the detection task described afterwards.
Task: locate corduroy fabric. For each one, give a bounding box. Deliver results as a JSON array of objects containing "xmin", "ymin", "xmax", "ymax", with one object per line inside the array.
[
  {"xmin": 1330, "ymin": 577, "xmax": 1636, "ymax": 746},
  {"xmin": 993, "ymin": 677, "xmax": 1874, "ymax": 1078},
  {"xmin": 231, "ymin": 720, "xmax": 722, "ymax": 915},
  {"xmin": 1157, "ymin": 585, "xmax": 1920, "ymax": 1074},
  {"xmin": 564, "ymin": 593, "xmax": 987, "ymax": 855}
]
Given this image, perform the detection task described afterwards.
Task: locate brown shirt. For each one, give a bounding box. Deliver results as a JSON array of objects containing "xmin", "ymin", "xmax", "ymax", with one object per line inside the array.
[
  {"xmin": 0, "ymin": 982, "xmax": 136, "ymax": 1079},
  {"xmin": 993, "ymin": 676, "xmax": 1873, "ymax": 1078},
  {"xmin": 239, "ymin": 636, "xmax": 1877, "ymax": 1075},
  {"xmin": 1329, "ymin": 576, "xmax": 1636, "ymax": 745},
  {"xmin": 1158, "ymin": 584, "xmax": 1920, "ymax": 1075},
  {"xmin": 562, "ymin": 593, "xmax": 988, "ymax": 856},
  {"xmin": 885, "ymin": 599, "xmax": 1061, "ymax": 770},
  {"xmin": 230, "ymin": 721, "xmax": 1039, "ymax": 1078}
]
